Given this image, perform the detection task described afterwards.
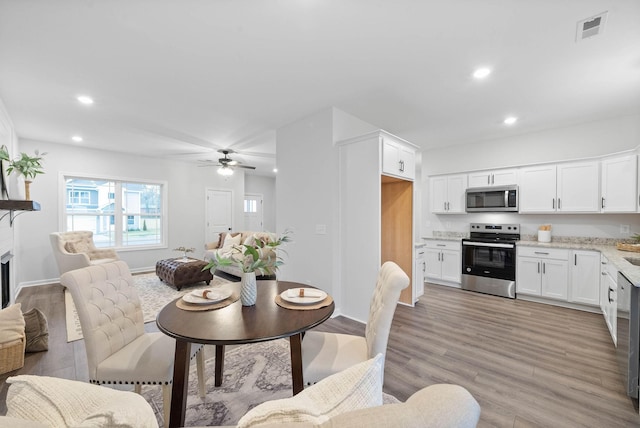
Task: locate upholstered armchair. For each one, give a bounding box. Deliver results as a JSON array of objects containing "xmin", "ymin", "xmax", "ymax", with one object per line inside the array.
[{"xmin": 50, "ymin": 231, "xmax": 119, "ymax": 275}]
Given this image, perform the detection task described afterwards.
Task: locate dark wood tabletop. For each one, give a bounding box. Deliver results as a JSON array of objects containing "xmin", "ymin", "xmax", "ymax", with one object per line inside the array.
[{"xmin": 156, "ymin": 279, "xmax": 335, "ymax": 428}]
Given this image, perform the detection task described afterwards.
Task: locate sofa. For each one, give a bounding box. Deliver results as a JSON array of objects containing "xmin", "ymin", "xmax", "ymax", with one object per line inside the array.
[
  {"xmin": 0, "ymin": 357, "xmax": 481, "ymax": 427},
  {"xmin": 204, "ymin": 231, "xmax": 277, "ymax": 278}
]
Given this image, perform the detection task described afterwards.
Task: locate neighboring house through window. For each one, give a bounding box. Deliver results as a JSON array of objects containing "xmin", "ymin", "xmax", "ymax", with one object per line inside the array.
[{"xmin": 63, "ymin": 176, "xmax": 166, "ymax": 248}]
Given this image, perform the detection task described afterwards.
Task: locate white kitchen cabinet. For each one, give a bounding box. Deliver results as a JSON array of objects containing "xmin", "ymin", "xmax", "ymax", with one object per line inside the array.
[
  {"xmin": 424, "ymin": 240, "xmax": 461, "ymax": 285},
  {"xmin": 569, "ymin": 250, "xmax": 600, "ymax": 306},
  {"xmin": 557, "ymin": 161, "xmax": 600, "ymax": 212},
  {"xmin": 430, "ymin": 174, "xmax": 466, "ymax": 214},
  {"xmin": 600, "ymin": 254, "xmax": 617, "ymax": 345},
  {"xmin": 338, "ymin": 130, "xmax": 419, "ymax": 317},
  {"xmin": 517, "ymin": 246, "xmax": 569, "ymax": 300},
  {"xmin": 519, "ymin": 161, "xmax": 599, "ymax": 213},
  {"xmin": 382, "ymin": 136, "xmax": 415, "ymax": 180},
  {"xmin": 519, "ymin": 165, "xmax": 557, "ymax": 212},
  {"xmin": 413, "ymin": 244, "xmax": 426, "ymax": 303},
  {"xmin": 601, "ymin": 154, "xmax": 637, "ymax": 213},
  {"xmin": 467, "ymin": 168, "xmax": 518, "ymax": 188}
]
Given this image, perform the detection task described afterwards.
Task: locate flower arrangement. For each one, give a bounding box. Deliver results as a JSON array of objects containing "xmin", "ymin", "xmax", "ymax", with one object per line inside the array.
[
  {"xmin": 202, "ymin": 229, "xmax": 292, "ymax": 276},
  {"xmin": 173, "ymin": 246, "xmax": 195, "ymax": 260}
]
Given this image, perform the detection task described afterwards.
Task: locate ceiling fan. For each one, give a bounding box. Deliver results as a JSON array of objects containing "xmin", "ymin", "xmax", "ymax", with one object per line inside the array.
[{"xmin": 198, "ymin": 149, "xmax": 256, "ymax": 176}]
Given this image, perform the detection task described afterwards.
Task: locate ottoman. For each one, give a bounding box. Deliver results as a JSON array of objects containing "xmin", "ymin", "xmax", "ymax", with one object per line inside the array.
[{"xmin": 155, "ymin": 258, "xmax": 214, "ymax": 290}]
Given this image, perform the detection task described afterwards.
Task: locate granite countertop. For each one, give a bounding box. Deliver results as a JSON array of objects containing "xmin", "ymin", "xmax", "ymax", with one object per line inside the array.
[
  {"xmin": 421, "ymin": 232, "xmax": 468, "ymax": 242},
  {"xmin": 517, "ymin": 239, "xmax": 640, "ymax": 287}
]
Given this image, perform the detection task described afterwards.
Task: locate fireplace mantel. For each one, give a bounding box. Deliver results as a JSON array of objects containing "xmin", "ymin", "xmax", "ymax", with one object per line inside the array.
[{"xmin": 0, "ymin": 200, "xmax": 41, "ymax": 226}]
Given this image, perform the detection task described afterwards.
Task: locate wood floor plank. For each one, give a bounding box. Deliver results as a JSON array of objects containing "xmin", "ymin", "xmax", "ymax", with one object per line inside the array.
[{"xmin": 2, "ymin": 281, "xmax": 640, "ymax": 427}]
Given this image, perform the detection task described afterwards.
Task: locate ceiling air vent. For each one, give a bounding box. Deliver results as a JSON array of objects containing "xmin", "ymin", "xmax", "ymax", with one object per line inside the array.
[{"xmin": 576, "ymin": 12, "xmax": 608, "ymax": 42}]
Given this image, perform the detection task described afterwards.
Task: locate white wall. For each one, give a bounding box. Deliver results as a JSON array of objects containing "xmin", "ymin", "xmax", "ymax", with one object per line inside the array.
[
  {"xmin": 16, "ymin": 139, "xmax": 247, "ymax": 286},
  {"xmin": 245, "ymin": 175, "xmax": 276, "ymax": 232},
  {"xmin": 422, "ymin": 113, "xmax": 640, "ymax": 239},
  {"xmin": 276, "ymin": 107, "xmax": 382, "ymax": 319},
  {"xmin": 0, "ymin": 98, "xmax": 17, "ymax": 305},
  {"xmin": 424, "ymin": 113, "xmax": 640, "ymax": 175}
]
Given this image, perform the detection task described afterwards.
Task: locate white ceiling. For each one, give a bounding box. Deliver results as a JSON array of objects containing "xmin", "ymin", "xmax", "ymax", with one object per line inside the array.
[{"xmin": 0, "ymin": 0, "xmax": 639, "ymax": 176}]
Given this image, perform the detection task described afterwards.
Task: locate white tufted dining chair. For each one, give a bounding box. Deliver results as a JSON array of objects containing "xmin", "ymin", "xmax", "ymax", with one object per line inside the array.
[
  {"xmin": 301, "ymin": 261, "xmax": 410, "ymax": 386},
  {"xmin": 60, "ymin": 261, "xmax": 205, "ymax": 428}
]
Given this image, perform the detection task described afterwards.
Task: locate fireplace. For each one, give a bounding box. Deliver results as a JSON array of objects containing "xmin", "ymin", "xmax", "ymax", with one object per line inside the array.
[{"xmin": 1, "ymin": 251, "xmax": 13, "ymax": 308}]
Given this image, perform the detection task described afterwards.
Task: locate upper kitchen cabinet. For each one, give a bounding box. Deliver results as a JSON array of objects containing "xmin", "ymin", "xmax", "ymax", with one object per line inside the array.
[
  {"xmin": 382, "ymin": 134, "xmax": 416, "ymax": 180},
  {"xmin": 519, "ymin": 161, "xmax": 599, "ymax": 213},
  {"xmin": 600, "ymin": 154, "xmax": 637, "ymax": 213},
  {"xmin": 430, "ymin": 174, "xmax": 467, "ymax": 214},
  {"xmin": 467, "ymin": 168, "xmax": 518, "ymax": 188}
]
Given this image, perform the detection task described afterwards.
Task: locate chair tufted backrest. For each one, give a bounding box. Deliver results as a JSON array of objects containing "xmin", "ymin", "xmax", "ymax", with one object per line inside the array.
[
  {"xmin": 51, "ymin": 231, "xmax": 96, "ymax": 252},
  {"xmin": 60, "ymin": 261, "xmax": 144, "ymax": 380},
  {"xmin": 364, "ymin": 261, "xmax": 410, "ymax": 359}
]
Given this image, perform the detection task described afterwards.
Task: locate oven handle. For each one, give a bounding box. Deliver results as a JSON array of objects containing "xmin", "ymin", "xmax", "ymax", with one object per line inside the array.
[{"xmin": 462, "ymin": 241, "xmax": 515, "ymax": 249}]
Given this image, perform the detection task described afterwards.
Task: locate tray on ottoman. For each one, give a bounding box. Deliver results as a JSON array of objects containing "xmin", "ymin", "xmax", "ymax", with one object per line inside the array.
[{"xmin": 156, "ymin": 258, "xmax": 214, "ymax": 291}]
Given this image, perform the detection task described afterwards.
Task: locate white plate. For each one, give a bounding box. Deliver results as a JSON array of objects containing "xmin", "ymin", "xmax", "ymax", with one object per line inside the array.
[
  {"xmin": 280, "ymin": 288, "xmax": 327, "ymax": 305},
  {"xmin": 183, "ymin": 289, "xmax": 232, "ymax": 305}
]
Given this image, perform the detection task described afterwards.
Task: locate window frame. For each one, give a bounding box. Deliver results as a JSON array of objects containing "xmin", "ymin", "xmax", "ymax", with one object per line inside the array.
[{"xmin": 59, "ymin": 172, "xmax": 168, "ymax": 251}]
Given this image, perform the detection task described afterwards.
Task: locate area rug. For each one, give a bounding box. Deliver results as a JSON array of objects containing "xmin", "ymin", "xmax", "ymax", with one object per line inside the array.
[
  {"xmin": 140, "ymin": 339, "xmax": 399, "ymax": 427},
  {"xmin": 64, "ymin": 272, "xmax": 231, "ymax": 342}
]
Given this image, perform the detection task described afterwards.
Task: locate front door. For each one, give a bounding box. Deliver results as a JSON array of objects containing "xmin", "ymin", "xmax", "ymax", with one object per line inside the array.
[
  {"xmin": 244, "ymin": 193, "xmax": 263, "ymax": 231},
  {"xmin": 206, "ymin": 189, "xmax": 233, "ymax": 244}
]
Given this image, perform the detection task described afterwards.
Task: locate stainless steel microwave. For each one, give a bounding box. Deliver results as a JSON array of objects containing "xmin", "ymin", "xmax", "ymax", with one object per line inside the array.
[{"xmin": 465, "ymin": 185, "xmax": 518, "ymax": 212}]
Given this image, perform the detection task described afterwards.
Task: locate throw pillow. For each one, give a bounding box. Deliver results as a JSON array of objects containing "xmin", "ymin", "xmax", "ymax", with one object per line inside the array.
[
  {"xmin": 0, "ymin": 303, "xmax": 25, "ymax": 344},
  {"xmin": 237, "ymin": 354, "xmax": 384, "ymax": 427},
  {"xmin": 6, "ymin": 375, "xmax": 158, "ymax": 428},
  {"xmin": 221, "ymin": 233, "xmax": 242, "ymax": 253},
  {"xmin": 23, "ymin": 308, "xmax": 48, "ymax": 353},
  {"xmin": 65, "ymin": 240, "xmax": 92, "ymax": 254}
]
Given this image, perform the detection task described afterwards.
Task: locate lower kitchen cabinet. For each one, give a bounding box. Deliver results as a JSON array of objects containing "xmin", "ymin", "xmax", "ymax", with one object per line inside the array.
[
  {"xmin": 413, "ymin": 244, "xmax": 426, "ymax": 303},
  {"xmin": 569, "ymin": 250, "xmax": 600, "ymax": 306},
  {"xmin": 424, "ymin": 240, "xmax": 461, "ymax": 285},
  {"xmin": 517, "ymin": 246, "xmax": 569, "ymax": 300},
  {"xmin": 600, "ymin": 254, "xmax": 617, "ymax": 345}
]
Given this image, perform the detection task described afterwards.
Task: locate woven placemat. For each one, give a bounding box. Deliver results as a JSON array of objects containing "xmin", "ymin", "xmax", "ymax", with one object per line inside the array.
[
  {"xmin": 274, "ymin": 295, "xmax": 333, "ymax": 310},
  {"xmin": 176, "ymin": 291, "xmax": 240, "ymax": 312}
]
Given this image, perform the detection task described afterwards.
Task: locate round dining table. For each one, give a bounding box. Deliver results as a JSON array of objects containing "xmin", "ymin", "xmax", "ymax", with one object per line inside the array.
[{"xmin": 156, "ymin": 279, "xmax": 335, "ymax": 428}]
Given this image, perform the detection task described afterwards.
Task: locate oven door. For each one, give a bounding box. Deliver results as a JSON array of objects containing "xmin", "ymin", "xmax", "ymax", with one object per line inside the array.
[{"xmin": 462, "ymin": 240, "xmax": 516, "ymax": 281}]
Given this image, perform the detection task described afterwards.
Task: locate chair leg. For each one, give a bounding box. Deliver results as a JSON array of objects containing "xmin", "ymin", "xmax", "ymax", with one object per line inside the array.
[
  {"xmin": 134, "ymin": 384, "xmax": 142, "ymax": 394},
  {"xmin": 196, "ymin": 349, "xmax": 205, "ymax": 398},
  {"xmin": 162, "ymin": 384, "xmax": 171, "ymax": 428}
]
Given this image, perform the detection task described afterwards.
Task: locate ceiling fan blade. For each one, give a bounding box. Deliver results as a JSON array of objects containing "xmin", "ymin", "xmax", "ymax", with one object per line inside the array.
[{"xmin": 234, "ymin": 164, "xmax": 256, "ymax": 170}]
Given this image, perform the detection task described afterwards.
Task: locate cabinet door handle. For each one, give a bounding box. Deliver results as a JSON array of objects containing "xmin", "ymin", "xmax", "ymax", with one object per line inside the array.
[
  {"xmin": 487, "ymin": 176, "xmax": 491, "ymax": 185},
  {"xmin": 399, "ymin": 160, "xmax": 404, "ymax": 172},
  {"xmin": 537, "ymin": 262, "xmax": 540, "ymax": 274},
  {"xmin": 437, "ymin": 244, "xmax": 446, "ymax": 247},
  {"xmin": 601, "ymin": 197, "xmax": 605, "ymax": 209},
  {"xmin": 552, "ymin": 199, "xmax": 555, "ymax": 209},
  {"xmin": 574, "ymin": 254, "xmax": 577, "ymax": 265},
  {"xmin": 558, "ymin": 198, "xmax": 561, "ymax": 210},
  {"xmin": 534, "ymin": 251, "xmax": 549, "ymax": 255},
  {"xmin": 542, "ymin": 262, "xmax": 546, "ymax": 274},
  {"xmin": 491, "ymin": 174, "xmax": 495, "ymax": 185},
  {"xmin": 422, "ymin": 262, "xmax": 426, "ymax": 272},
  {"xmin": 441, "ymin": 253, "xmax": 444, "ymax": 262},
  {"xmin": 608, "ymin": 287, "xmax": 614, "ymax": 303}
]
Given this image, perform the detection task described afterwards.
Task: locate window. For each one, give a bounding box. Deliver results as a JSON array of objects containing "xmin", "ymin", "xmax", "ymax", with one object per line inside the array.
[
  {"xmin": 64, "ymin": 176, "xmax": 166, "ymax": 249},
  {"xmin": 244, "ymin": 199, "xmax": 257, "ymax": 213}
]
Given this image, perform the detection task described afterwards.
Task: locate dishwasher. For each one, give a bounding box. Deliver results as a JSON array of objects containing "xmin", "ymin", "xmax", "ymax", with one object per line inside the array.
[{"xmin": 617, "ymin": 271, "xmax": 639, "ymax": 404}]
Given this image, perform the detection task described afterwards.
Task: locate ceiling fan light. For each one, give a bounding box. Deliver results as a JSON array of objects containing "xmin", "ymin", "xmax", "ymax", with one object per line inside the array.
[{"xmin": 217, "ymin": 166, "xmax": 234, "ymax": 176}]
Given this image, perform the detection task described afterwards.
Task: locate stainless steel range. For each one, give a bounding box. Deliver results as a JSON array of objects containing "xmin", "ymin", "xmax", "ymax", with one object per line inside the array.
[{"xmin": 461, "ymin": 223, "xmax": 520, "ymax": 298}]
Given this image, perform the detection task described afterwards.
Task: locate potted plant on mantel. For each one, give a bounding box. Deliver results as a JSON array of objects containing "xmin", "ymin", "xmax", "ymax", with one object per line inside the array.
[{"xmin": 0, "ymin": 145, "xmax": 46, "ymax": 201}]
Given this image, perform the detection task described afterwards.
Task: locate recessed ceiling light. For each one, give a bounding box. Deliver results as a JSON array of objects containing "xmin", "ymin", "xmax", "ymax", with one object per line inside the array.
[
  {"xmin": 77, "ymin": 95, "xmax": 94, "ymax": 105},
  {"xmin": 72, "ymin": 135, "xmax": 83, "ymax": 142},
  {"xmin": 473, "ymin": 67, "xmax": 491, "ymax": 79},
  {"xmin": 273, "ymin": 168, "xmax": 278, "ymax": 173},
  {"xmin": 504, "ymin": 116, "xmax": 518, "ymax": 125}
]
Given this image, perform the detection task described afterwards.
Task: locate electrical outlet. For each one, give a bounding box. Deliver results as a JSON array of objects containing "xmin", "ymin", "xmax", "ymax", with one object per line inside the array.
[{"xmin": 620, "ymin": 224, "xmax": 630, "ymax": 235}]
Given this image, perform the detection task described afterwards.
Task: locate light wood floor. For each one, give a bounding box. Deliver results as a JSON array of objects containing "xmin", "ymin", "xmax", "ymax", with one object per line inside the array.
[{"xmin": 3, "ymin": 281, "xmax": 640, "ymax": 427}]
